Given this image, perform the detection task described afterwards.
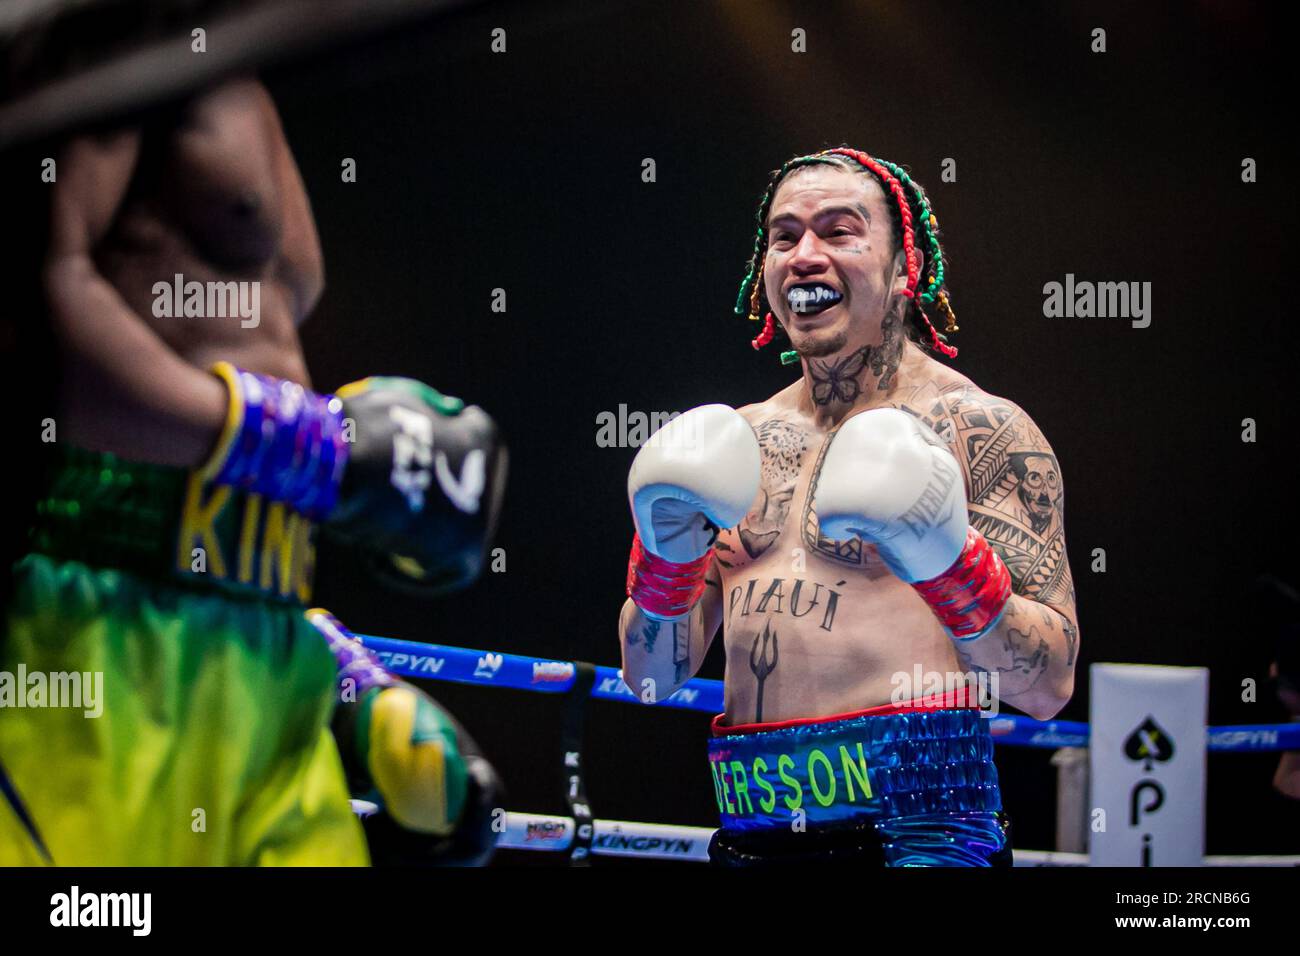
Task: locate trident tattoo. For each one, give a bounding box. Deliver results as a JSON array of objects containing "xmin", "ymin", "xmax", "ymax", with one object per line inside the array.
[{"xmin": 749, "ymin": 621, "xmax": 779, "ymax": 722}]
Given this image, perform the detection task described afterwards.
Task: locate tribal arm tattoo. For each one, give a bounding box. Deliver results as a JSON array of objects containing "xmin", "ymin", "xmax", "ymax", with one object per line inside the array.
[{"xmin": 933, "ymin": 387, "xmax": 1080, "ymax": 719}]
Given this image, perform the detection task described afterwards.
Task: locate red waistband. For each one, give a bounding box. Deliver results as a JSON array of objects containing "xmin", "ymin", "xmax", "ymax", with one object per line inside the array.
[{"xmin": 712, "ymin": 686, "xmax": 978, "ymax": 736}]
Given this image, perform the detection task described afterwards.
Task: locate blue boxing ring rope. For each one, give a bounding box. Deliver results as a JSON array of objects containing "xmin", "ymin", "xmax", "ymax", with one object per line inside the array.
[{"xmin": 354, "ymin": 633, "xmax": 1300, "ymax": 865}]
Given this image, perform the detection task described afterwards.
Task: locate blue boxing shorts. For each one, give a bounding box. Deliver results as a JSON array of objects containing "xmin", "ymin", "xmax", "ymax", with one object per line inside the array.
[{"xmin": 707, "ymin": 694, "xmax": 1012, "ymax": 867}]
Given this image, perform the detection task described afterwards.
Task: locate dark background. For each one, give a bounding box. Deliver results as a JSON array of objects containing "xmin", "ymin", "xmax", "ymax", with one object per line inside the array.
[{"xmin": 264, "ymin": 0, "xmax": 1290, "ymax": 857}]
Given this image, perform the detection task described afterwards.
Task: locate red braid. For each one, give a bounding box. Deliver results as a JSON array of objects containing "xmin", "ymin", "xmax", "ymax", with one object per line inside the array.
[{"xmin": 823, "ymin": 148, "xmax": 957, "ymax": 358}]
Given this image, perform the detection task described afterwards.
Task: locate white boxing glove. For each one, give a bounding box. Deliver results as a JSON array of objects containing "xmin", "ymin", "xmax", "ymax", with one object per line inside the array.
[
  {"xmin": 813, "ymin": 408, "xmax": 1011, "ymax": 639},
  {"xmin": 813, "ymin": 408, "xmax": 967, "ymax": 581},
  {"xmin": 626, "ymin": 404, "xmax": 760, "ymax": 618}
]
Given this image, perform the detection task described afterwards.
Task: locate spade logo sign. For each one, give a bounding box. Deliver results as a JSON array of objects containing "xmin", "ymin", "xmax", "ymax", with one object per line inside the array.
[
  {"xmin": 1123, "ymin": 715, "xmax": 1176, "ymax": 866},
  {"xmin": 1123, "ymin": 716, "xmax": 1175, "ymax": 771}
]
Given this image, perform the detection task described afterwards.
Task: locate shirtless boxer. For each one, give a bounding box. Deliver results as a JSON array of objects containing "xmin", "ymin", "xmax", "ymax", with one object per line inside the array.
[
  {"xmin": 0, "ymin": 76, "xmax": 505, "ymax": 865},
  {"xmin": 619, "ymin": 148, "xmax": 1080, "ymax": 866}
]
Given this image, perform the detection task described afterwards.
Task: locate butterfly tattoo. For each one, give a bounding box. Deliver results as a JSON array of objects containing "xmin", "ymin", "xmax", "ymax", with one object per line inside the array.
[{"xmin": 810, "ymin": 346, "xmax": 872, "ymax": 405}]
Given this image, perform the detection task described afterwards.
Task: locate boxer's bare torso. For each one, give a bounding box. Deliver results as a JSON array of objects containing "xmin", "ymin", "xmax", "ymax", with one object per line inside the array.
[
  {"xmin": 101, "ymin": 79, "xmax": 319, "ymax": 375},
  {"xmin": 47, "ymin": 77, "xmax": 319, "ymax": 463},
  {"xmin": 709, "ymin": 342, "xmax": 1075, "ymax": 724}
]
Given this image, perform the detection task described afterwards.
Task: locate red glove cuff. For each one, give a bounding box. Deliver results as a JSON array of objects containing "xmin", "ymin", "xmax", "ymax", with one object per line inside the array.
[
  {"xmin": 911, "ymin": 527, "xmax": 1012, "ymax": 641},
  {"xmin": 626, "ymin": 533, "xmax": 711, "ymax": 619}
]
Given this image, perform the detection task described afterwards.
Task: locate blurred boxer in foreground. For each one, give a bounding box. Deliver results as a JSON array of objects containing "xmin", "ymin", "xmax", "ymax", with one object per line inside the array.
[{"xmin": 0, "ymin": 7, "xmax": 504, "ymax": 866}]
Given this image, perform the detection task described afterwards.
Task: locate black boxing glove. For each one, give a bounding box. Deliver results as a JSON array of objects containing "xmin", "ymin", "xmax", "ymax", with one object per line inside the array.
[
  {"xmin": 202, "ymin": 365, "xmax": 506, "ymax": 595},
  {"xmin": 329, "ymin": 376, "xmax": 507, "ymax": 595}
]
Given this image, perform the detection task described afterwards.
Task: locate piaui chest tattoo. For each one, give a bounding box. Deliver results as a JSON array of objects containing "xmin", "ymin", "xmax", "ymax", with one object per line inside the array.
[{"xmin": 727, "ymin": 576, "xmax": 844, "ymax": 632}]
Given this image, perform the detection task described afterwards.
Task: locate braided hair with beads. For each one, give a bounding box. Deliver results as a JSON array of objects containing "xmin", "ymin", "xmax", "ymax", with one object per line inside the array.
[{"xmin": 734, "ymin": 147, "xmax": 959, "ymax": 365}]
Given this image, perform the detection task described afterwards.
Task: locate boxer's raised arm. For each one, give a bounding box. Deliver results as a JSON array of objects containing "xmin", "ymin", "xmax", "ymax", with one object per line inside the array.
[
  {"xmin": 946, "ymin": 396, "xmax": 1079, "ymax": 721},
  {"xmin": 813, "ymin": 396, "xmax": 1078, "ymax": 722},
  {"xmin": 43, "ymin": 130, "xmax": 229, "ymax": 466},
  {"xmin": 618, "ymin": 405, "xmax": 760, "ymax": 703}
]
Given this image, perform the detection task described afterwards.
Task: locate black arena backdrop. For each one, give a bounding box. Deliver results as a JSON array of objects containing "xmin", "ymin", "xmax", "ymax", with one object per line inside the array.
[{"xmin": 25, "ymin": 0, "xmax": 1282, "ymax": 862}]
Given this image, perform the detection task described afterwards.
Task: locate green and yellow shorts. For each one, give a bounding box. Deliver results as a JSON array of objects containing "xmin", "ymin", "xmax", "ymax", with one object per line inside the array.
[{"xmin": 0, "ymin": 447, "xmax": 368, "ymax": 865}]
